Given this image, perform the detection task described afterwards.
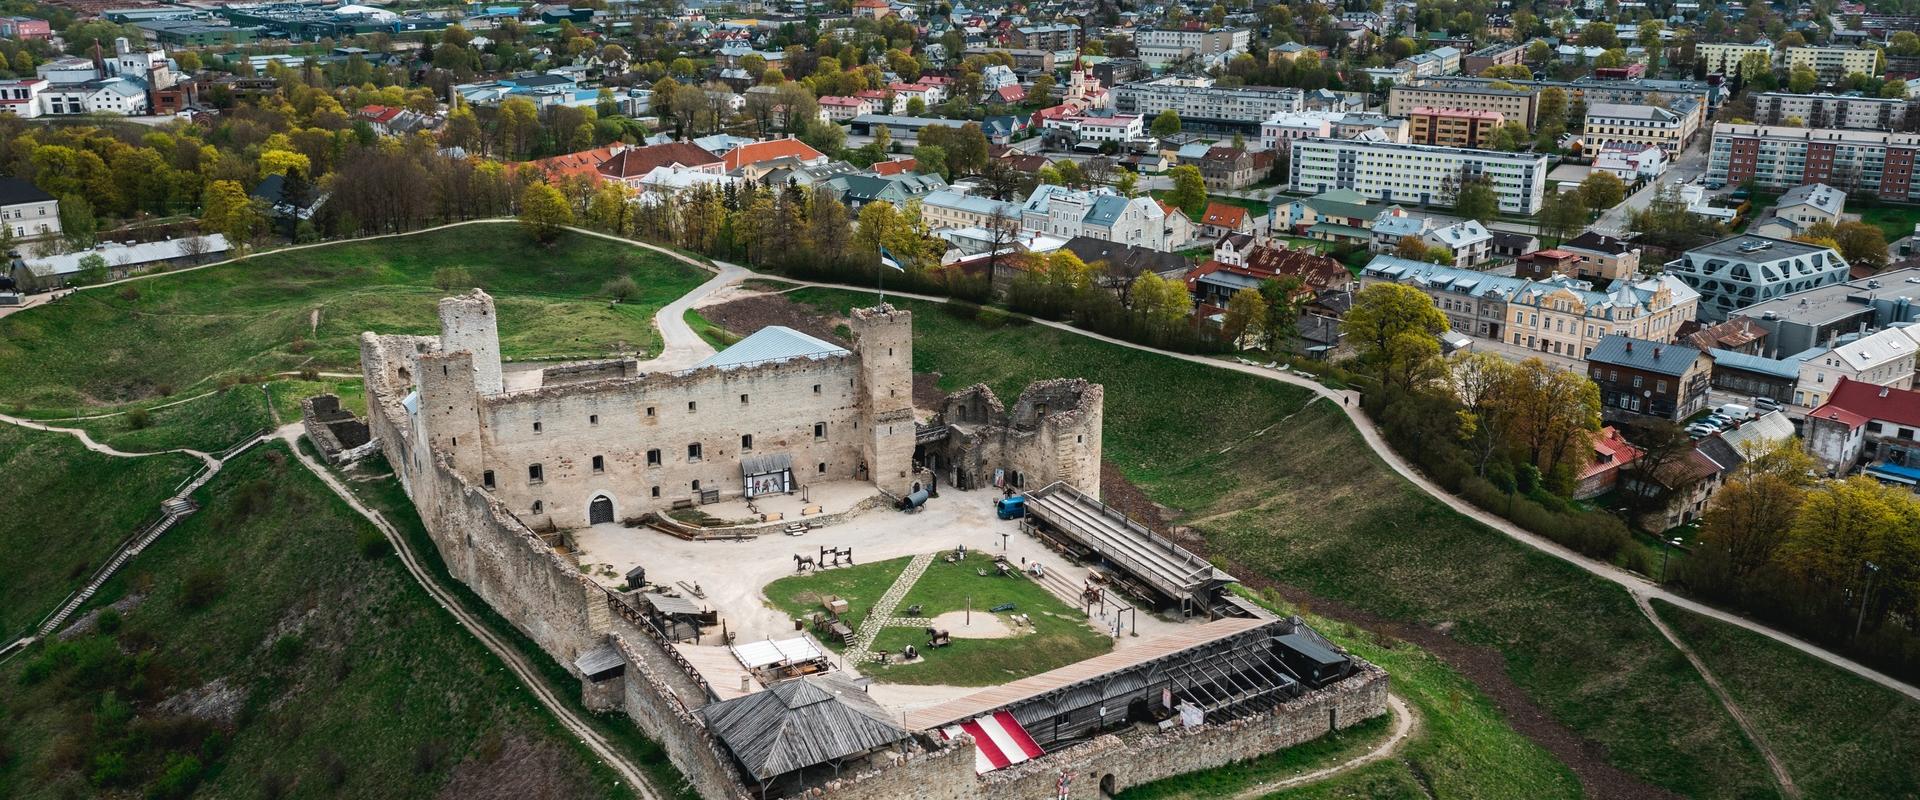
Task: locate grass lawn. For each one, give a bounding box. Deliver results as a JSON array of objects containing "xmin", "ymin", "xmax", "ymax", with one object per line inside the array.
[
  {"xmin": 263, "ymin": 377, "xmax": 365, "ymax": 425},
  {"xmin": 780, "ymin": 289, "xmax": 1776, "ymax": 798},
  {"xmin": 1656, "ymin": 600, "xmax": 1920, "ymax": 799},
  {"xmin": 869, "ymin": 551, "xmax": 1111, "ymax": 686},
  {"xmin": 762, "ymin": 556, "xmax": 912, "ymax": 639},
  {"xmin": 64, "ymin": 385, "xmax": 273, "ymax": 454},
  {"xmin": 0, "ymin": 443, "xmax": 635, "ymax": 800},
  {"xmin": 1853, "ymin": 203, "xmax": 1920, "ymax": 243},
  {"xmin": 0, "ymin": 224, "xmax": 708, "ymax": 414},
  {"xmin": 0, "ymin": 426, "xmax": 199, "ymax": 639},
  {"xmin": 684, "ymin": 308, "xmax": 742, "ymax": 350}
]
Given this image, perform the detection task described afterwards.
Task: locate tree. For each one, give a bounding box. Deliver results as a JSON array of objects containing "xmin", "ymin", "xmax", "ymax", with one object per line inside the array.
[
  {"xmin": 1150, "ymin": 109, "xmax": 1182, "ymax": 139},
  {"xmin": 1166, "ymin": 165, "xmax": 1207, "ymax": 218},
  {"xmin": 199, "ymin": 181, "xmax": 257, "ymax": 246},
  {"xmin": 1454, "ymin": 176, "xmax": 1499, "ymax": 221},
  {"xmin": 1580, "ymin": 21, "xmax": 1619, "ymax": 49},
  {"xmin": 1132, "ymin": 271, "xmax": 1193, "ymax": 327},
  {"xmin": 586, "ymin": 182, "xmax": 632, "ymax": 235},
  {"xmin": 1789, "ymin": 64, "xmax": 1818, "ymax": 93},
  {"xmin": 1258, "ymin": 276, "xmax": 1304, "ymax": 352},
  {"xmin": 1832, "ymin": 220, "xmax": 1890, "ymax": 269},
  {"xmin": 58, "ymin": 195, "xmax": 99, "ymax": 249},
  {"xmin": 433, "ymin": 266, "xmax": 478, "ymax": 291},
  {"xmin": 1029, "ymin": 74, "xmax": 1055, "ymax": 107},
  {"xmin": 1342, "ymin": 283, "xmax": 1448, "ymax": 391},
  {"xmin": 1222, "ymin": 286, "xmax": 1268, "ymax": 347},
  {"xmin": 1699, "ymin": 441, "xmax": 1819, "ymax": 580},
  {"xmin": 1540, "ymin": 190, "xmax": 1588, "ymax": 245},
  {"xmin": 912, "ymin": 144, "xmax": 950, "ymax": 180},
  {"xmin": 1447, "ymin": 351, "xmax": 1521, "ymax": 475},
  {"xmin": 518, "ymin": 182, "xmax": 574, "ymax": 244},
  {"xmin": 74, "ymin": 252, "xmax": 108, "ymax": 286},
  {"xmin": 1394, "ymin": 235, "xmax": 1431, "ymax": 261},
  {"xmin": 258, "ymin": 149, "xmax": 310, "ymax": 177},
  {"xmin": 1579, "ymin": 171, "xmax": 1626, "ymax": 214},
  {"xmin": 1504, "ymin": 359, "xmax": 1602, "ymax": 479}
]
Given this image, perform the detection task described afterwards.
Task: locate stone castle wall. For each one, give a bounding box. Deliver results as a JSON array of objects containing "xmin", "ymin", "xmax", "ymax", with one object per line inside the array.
[{"xmin": 932, "ymin": 379, "xmax": 1105, "ymax": 498}]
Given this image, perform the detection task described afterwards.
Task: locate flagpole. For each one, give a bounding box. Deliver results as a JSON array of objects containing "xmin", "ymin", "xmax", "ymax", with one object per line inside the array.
[{"xmin": 878, "ymin": 240, "xmax": 886, "ymax": 305}]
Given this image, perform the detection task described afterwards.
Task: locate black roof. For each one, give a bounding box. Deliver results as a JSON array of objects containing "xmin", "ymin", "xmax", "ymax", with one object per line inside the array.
[
  {"xmin": 0, "ymin": 177, "xmax": 54, "ymax": 206},
  {"xmin": 697, "ymin": 673, "xmax": 908, "ymax": 782},
  {"xmin": 1587, "ymin": 334, "xmax": 1703, "ymax": 378},
  {"xmin": 1063, "ymin": 236, "xmax": 1188, "ymax": 277}
]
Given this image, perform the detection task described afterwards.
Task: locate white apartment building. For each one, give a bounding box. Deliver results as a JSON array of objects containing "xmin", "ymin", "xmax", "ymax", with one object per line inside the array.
[
  {"xmin": 1752, "ymin": 92, "xmax": 1912, "ymax": 130},
  {"xmin": 1794, "ymin": 325, "xmax": 1920, "ymax": 409},
  {"xmin": 1584, "ymin": 102, "xmax": 1692, "ymax": 155},
  {"xmin": 1040, "ymin": 113, "xmax": 1143, "ymax": 143},
  {"xmin": 41, "ymin": 78, "xmax": 148, "ymax": 115},
  {"xmin": 0, "ymin": 79, "xmax": 44, "ymax": 118},
  {"xmin": 818, "ymin": 95, "xmax": 876, "ymax": 121},
  {"xmin": 1786, "ymin": 45, "xmax": 1881, "ymax": 82},
  {"xmin": 0, "ymin": 177, "xmax": 61, "ymax": 240},
  {"xmin": 1113, "ymin": 76, "xmax": 1302, "ymax": 129},
  {"xmin": 1592, "ymin": 142, "xmax": 1669, "ymax": 179},
  {"xmin": 1387, "ymin": 82, "xmax": 1537, "ymax": 127},
  {"xmin": 1696, "ymin": 41, "xmax": 1773, "ymax": 75},
  {"xmin": 1256, "ymin": 112, "xmax": 1409, "ymax": 151},
  {"xmin": 1706, "ymin": 124, "xmax": 1920, "ymax": 200},
  {"xmin": 1019, "ymin": 184, "xmax": 1170, "ymax": 251},
  {"xmin": 1133, "ymin": 27, "xmax": 1251, "ymax": 66},
  {"xmin": 1289, "ymin": 138, "xmax": 1549, "ymax": 214}
]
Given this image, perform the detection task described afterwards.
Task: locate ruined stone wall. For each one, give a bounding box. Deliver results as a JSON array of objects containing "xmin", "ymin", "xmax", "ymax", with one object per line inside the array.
[
  {"xmin": 787, "ymin": 736, "xmax": 977, "ymax": 800},
  {"xmin": 933, "ymin": 379, "xmax": 1105, "ymax": 498},
  {"xmin": 477, "ymin": 355, "xmax": 874, "ymax": 529},
  {"xmin": 610, "ymin": 633, "xmax": 752, "ymax": 800}
]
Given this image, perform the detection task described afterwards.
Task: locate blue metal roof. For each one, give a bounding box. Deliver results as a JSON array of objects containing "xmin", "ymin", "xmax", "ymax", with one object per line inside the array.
[
  {"xmin": 1866, "ymin": 463, "xmax": 1920, "ymax": 485},
  {"xmin": 694, "ymin": 326, "xmax": 849, "ymax": 371},
  {"xmin": 1708, "ymin": 348, "xmax": 1808, "ymax": 380}
]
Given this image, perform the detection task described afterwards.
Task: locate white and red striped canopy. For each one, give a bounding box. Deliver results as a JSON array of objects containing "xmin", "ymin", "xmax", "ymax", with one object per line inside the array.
[{"xmin": 942, "ymin": 711, "xmax": 1045, "ymax": 774}]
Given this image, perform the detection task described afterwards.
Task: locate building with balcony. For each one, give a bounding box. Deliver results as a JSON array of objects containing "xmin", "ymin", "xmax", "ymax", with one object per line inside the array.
[
  {"xmin": 1583, "ymin": 102, "xmax": 1693, "ymax": 155},
  {"xmin": 1133, "ymin": 27, "xmax": 1251, "ymax": 66},
  {"xmin": 1114, "ymin": 76, "xmax": 1302, "ymax": 134},
  {"xmin": 1407, "ymin": 107, "xmax": 1503, "ymax": 148},
  {"xmin": 1696, "ymin": 41, "xmax": 1774, "ymax": 75},
  {"xmin": 1288, "ymin": 139, "xmax": 1549, "ymax": 214},
  {"xmin": 1752, "ymin": 92, "xmax": 1920, "ymax": 131},
  {"xmin": 1785, "ymin": 45, "xmax": 1881, "ymax": 82},
  {"xmin": 1706, "ymin": 124, "xmax": 1920, "ymax": 200}
]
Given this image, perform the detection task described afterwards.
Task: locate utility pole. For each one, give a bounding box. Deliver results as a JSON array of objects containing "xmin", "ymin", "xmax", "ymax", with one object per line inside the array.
[{"xmin": 1856, "ymin": 561, "xmax": 1881, "ymax": 641}]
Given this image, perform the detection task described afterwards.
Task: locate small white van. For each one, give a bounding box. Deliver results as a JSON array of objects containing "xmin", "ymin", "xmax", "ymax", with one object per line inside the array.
[{"xmin": 1715, "ymin": 403, "xmax": 1753, "ymax": 421}]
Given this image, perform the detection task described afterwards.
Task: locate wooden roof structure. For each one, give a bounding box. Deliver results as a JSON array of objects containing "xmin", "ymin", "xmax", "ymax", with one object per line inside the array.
[{"xmin": 697, "ymin": 673, "xmax": 909, "ymax": 783}]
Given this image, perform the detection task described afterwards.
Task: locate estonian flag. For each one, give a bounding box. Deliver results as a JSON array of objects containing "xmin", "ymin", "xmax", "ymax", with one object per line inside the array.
[{"xmin": 878, "ymin": 244, "xmax": 906, "ymax": 272}]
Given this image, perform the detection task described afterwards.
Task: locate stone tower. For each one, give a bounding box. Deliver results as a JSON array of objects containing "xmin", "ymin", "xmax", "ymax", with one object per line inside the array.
[
  {"xmin": 438, "ymin": 289, "xmax": 503, "ymax": 396},
  {"xmin": 850, "ymin": 304, "xmax": 916, "ymax": 497},
  {"xmin": 415, "ymin": 348, "xmax": 485, "ymax": 482}
]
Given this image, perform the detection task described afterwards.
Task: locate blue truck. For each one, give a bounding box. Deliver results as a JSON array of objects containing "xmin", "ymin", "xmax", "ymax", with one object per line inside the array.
[{"xmin": 995, "ymin": 495, "xmax": 1027, "ymax": 520}]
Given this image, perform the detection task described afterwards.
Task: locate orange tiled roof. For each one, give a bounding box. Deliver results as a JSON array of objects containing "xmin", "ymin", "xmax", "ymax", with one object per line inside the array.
[{"xmin": 723, "ymin": 138, "xmax": 826, "ymax": 171}]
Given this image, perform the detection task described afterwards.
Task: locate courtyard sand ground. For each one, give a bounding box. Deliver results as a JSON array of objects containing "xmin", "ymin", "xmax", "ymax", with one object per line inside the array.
[{"xmin": 569, "ymin": 483, "xmax": 1207, "ymax": 718}]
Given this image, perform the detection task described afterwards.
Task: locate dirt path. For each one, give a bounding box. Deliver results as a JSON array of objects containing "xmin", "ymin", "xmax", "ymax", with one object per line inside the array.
[
  {"xmin": 0, "ymin": 409, "xmax": 216, "ymax": 466},
  {"xmin": 1230, "ymin": 693, "xmax": 1419, "ymax": 800},
  {"xmin": 1636, "ymin": 595, "xmax": 1802, "ymax": 799},
  {"xmin": 277, "ymin": 424, "xmax": 664, "ymax": 800}
]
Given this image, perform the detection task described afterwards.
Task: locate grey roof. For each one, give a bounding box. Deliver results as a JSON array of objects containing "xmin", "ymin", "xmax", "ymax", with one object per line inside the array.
[
  {"xmin": 1586, "ymin": 102, "xmax": 1680, "ymax": 122},
  {"xmin": 1362, "ymin": 255, "xmax": 1698, "ymax": 316},
  {"xmin": 574, "ymin": 643, "xmax": 625, "ymax": 678},
  {"xmin": 641, "ymin": 592, "xmax": 703, "ymax": 616},
  {"xmin": 1587, "ymin": 334, "xmax": 1704, "ymax": 377},
  {"xmin": 1685, "ymin": 233, "xmax": 1834, "ymax": 261},
  {"xmin": 694, "ymin": 326, "xmax": 848, "ymax": 371},
  {"xmin": 1708, "ymin": 347, "xmax": 1809, "ymax": 379},
  {"xmin": 1776, "ymin": 182, "xmax": 1845, "ymax": 216},
  {"xmin": 697, "ymin": 673, "xmax": 909, "ymax": 782},
  {"xmin": 1085, "ymin": 194, "xmax": 1130, "ymax": 226},
  {"xmin": 0, "ymin": 177, "xmax": 55, "ymax": 206},
  {"xmin": 922, "ymin": 189, "xmax": 1019, "ymax": 218}
]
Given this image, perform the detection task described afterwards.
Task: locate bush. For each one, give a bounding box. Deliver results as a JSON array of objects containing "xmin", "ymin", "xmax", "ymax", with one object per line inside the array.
[
  {"xmin": 298, "ymin": 368, "xmax": 319, "ymax": 381},
  {"xmin": 357, "ymin": 527, "xmax": 391, "ymax": 559},
  {"xmin": 148, "ymin": 753, "xmax": 202, "ymax": 800},
  {"xmin": 975, "ymin": 305, "xmax": 1011, "ymax": 328},
  {"xmin": 117, "ymin": 286, "xmax": 140, "ymax": 302},
  {"xmin": 602, "ymin": 275, "xmax": 639, "ymax": 301},
  {"xmin": 179, "ymin": 567, "xmax": 226, "ymax": 611},
  {"xmin": 124, "ymin": 408, "xmax": 152, "ymax": 430},
  {"xmin": 271, "ymin": 634, "xmax": 304, "ymax": 665},
  {"xmin": 96, "ymin": 608, "xmax": 122, "ymax": 635}
]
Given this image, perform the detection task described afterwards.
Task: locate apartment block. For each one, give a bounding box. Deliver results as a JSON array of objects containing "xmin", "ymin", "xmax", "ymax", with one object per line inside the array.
[
  {"xmin": 1583, "ymin": 102, "xmax": 1692, "ymax": 154},
  {"xmin": 1011, "ymin": 23, "xmax": 1080, "ymax": 52},
  {"xmin": 1786, "ymin": 45, "xmax": 1881, "ymax": 81},
  {"xmin": 1289, "ymin": 138, "xmax": 1549, "ymax": 214},
  {"xmin": 1134, "ymin": 27, "xmax": 1251, "ymax": 66},
  {"xmin": 1461, "ymin": 42, "xmax": 1525, "ymax": 76},
  {"xmin": 1707, "ymin": 123, "xmax": 1920, "ymax": 201},
  {"xmin": 1697, "ymin": 41, "xmax": 1774, "ymax": 75},
  {"xmin": 1114, "ymin": 76, "xmax": 1302, "ymax": 132},
  {"xmin": 1388, "ymin": 81, "xmax": 1537, "ymax": 127},
  {"xmin": 1407, "ymin": 107, "xmax": 1503, "ymax": 148},
  {"xmin": 1751, "ymin": 91, "xmax": 1920, "ymax": 131}
]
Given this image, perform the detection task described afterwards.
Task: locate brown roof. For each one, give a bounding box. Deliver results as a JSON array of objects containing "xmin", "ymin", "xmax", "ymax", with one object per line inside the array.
[
  {"xmin": 515, "ymin": 145, "xmax": 622, "ymax": 182},
  {"xmin": 1202, "ymin": 202, "xmax": 1248, "ymax": 228},
  {"xmin": 1241, "ymin": 244, "xmax": 1351, "ymax": 291},
  {"xmin": 1685, "ymin": 317, "xmax": 1768, "ymax": 352},
  {"xmin": 597, "ymin": 142, "xmax": 722, "ymax": 178}
]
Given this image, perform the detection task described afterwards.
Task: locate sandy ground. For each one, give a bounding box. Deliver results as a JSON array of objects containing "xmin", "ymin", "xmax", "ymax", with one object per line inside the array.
[
  {"xmin": 567, "ymin": 484, "xmax": 1205, "ymax": 716},
  {"xmin": 925, "ymin": 610, "xmax": 1015, "ymax": 639}
]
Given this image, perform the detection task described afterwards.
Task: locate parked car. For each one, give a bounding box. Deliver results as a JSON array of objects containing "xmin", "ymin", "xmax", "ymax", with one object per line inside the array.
[{"xmin": 1753, "ymin": 397, "xmax": 1782, "ymax": 412}]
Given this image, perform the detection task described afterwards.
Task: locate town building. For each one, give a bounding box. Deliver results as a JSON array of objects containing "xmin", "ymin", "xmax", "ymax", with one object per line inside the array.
[
  {"xmin": 1750, "ymin": 182, "xmax": 1848, "ymax": 239},
  {"xmin": 0, "ymin": 16, "xmax": 52, "ymax": 40},
  {"xmin": 1406, "ymin": 107, "xmax": 1503, "ymax": 148},
  {"xmin": 1734, "ymin": 266, "xmax": 1920, "ymax": 355},
  {"xmin": 1387, "ymin": 81, "xmax": 1537, "ymax": 127},
  {"xmin": 1751, "ymin": 92, "xmax": 1919, "ymax": 131},
  {"xmin": 1705, "ymin": 124, "xmax": 1920, "ymax": 199},
  {"xmin": 1583, "ymin": 102, "xmax": 1693, "ymax": 155},
  {"xmin": 1133, "ymin": 27, "xmax": 1251, "ymax": 66},
  {"xmin": 1186, "ymin": 245, "xmax": 1351, "ymax": 311},
  {"xmin": 1020, "ymin": 185, "xmax": 1170, "ymax": 251},
  {"xmin": 1273, "ymin": 189, "xmax": 1380, "ymax": 246},
  {"xmin": 1696, "ymin": 41, "xmax": 1774, "ymax": 75},
  {"xmin": 920, "ymin": 190, "xmax": 1022, "ymax": 232},
  {"xmin": 1369, "ymin": 206, "xmax": 1427, "ymax": 252},
  {"xmin": 1010, "ymin": 23, "xmax": 1079, "ymax": 52},
  {"xmin": 1665, "ymin": 234, "xmax": 1852, "ymax": 321},
  {"xmin": 822, "ymin": 172, "xmax": 947, "ymax": 211},
  {"xmin": 1575, "ymin": 427, "xmax": 1642, "ymax": 500},
  {"xmin": 1792, "ymin": 325, "xmax": 1920, "ymax": 408},
  {"xmin": 1360, "ymin": 256, "xmax": 1700, "ymax": 355},
  {"xmin": 1114, "ymin": 76, "xmax": 1302, "ymax": 134},
  {"xmin": 1423, "ymin": 220, "xmax": 1492, "ymax": 266},
  {"xmin": 1288, "ymin": 138, "xmax": 1549, "ymax": 215},
  {"xmin": 1556, "ymin": 231, "xmax": 1644, "ymax": 284},
  {"xmin": 1591, "ymin": 142, "xmax": 1669, "ymax": 180},
  {"xmin": 1586, "ymin": 335, "xmax": 1714, "ymax": 422},
  {"xmin": 0, "ymin": 79, "xmax": 45, "ymax": 118},
  {"xmin": 1197, "ymin": 146, "xmax": 1266, "ymax": 189},
  {"xmin": 1785, "ymin": 45, "xmax": 1881, "ymax": 82},
  {"xmin": 1461, "ymin": 42, "xmax": 1525, "ymax": 75},
  {"xmin": 817, "ymin": 95, "xmax": 877, "ymax": 121},
  {"xmin": 1198, "ymin": 202, "xmax": 1254, "ymax": 239},
  {"xmin": 1804, "ymin": 377, "xmax": 1920, "ymax": 477}
]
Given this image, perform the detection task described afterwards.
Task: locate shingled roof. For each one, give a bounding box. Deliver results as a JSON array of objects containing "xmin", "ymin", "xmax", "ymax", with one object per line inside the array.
[{"xmin": 697, "ymin": 673, "xmax": 908, "ymax": 782}]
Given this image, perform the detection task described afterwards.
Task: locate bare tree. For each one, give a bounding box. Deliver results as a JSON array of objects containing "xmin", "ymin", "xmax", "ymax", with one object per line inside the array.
[{"xmin": 178, "ymin": 234, "xmax": 210, "ymax": 265}]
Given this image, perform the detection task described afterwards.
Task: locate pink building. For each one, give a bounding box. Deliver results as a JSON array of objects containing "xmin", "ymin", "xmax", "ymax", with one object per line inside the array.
[{"xmin": 0, "ymin": 16, "xmax": 52, "ymax": 41}]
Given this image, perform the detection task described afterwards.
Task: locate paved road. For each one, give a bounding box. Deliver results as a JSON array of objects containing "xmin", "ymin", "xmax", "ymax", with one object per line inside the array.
[{"xmin": 1592, "ymin": 137, "xmax": 1713, "ymax": 238}]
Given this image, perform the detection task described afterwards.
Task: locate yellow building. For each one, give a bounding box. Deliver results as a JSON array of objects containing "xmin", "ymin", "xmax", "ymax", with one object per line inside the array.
[
  {"xmin": 1696, "ymin": 42, "xmax": 1773, "ymax": 76},
  {"xmin": 1786, "ymin": 45, "xmax": 1880, "ymax": 81},
  {"xmin": 1407, "ymin": 106, "xmax": 1505, "ymax": 148}
]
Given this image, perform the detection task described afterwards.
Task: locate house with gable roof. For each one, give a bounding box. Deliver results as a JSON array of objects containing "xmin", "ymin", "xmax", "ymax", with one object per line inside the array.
[{"xmin": 1020, "ymin": 184, "xmax": 1171, "ymax": 250}]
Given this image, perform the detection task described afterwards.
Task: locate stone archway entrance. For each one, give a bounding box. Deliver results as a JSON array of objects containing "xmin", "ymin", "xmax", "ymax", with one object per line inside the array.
[{"xmin": 589, "ymin": 495, "xmax": 614, "ymax": 525}]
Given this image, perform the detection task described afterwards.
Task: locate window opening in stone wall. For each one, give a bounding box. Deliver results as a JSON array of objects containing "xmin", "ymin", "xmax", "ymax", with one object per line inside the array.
[
  {"xmin": 590, "ymin": 414, "xmax": 599, "ymax": 425},
  {"xmin": 651, "ymin": 486, "xmax": 661, "ymax": 497},
  {"xmin": 741, "ymin": 435, "xmax": 753, "ymax": 451},
  {"xmin": 592, "ymin": 455, "xmax": 605, "ymax": 473},
  {"xmin": 647, "ymin": 449, "xmax": 662, "ymax": 466},
  {"xmin": 814, "ymin": 422, "xmax": 826, "ymax": 438},
  {"xmin": 483, "ymin": 470, "xmax": 495, "ymax": 489},
  {"xmin": 740, "ymin": 393, "xmax": 749, "ymax": 404},
  {"xmin": 688, "ymin": 443, "xmax": 703, "ymax": 461},
  {"xmin": 688, "ymin": 401, "xmax": 697, "ymax": 412},
  {"xmin": 528, "ymin": 463, "xmax": 543, "ymax": 483},
  {"xmin": 533, "ymin": 421, "xmax": 542, "ymax": 433}
]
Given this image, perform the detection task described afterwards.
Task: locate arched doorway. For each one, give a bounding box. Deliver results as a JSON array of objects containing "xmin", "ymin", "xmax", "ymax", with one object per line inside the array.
[
  {"xmin": 589, "ymin": 495, "xmax": 614, "ymax": 525},
  {"xmin": 1099, "ymin": 773, "xmax": 1117, "ymax": 797}
]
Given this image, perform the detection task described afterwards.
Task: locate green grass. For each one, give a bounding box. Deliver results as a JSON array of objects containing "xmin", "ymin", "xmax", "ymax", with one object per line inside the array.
[
  {"xmin": 0, "ymin": 224, "xmax": 708, "ymax": 413},
  {"xmin": 684, "ymin": 308, "xmax": 742, "ymax": 350},
  {"xmin": 0, "ymin": 443, "xmax": 634, "ymax": 800},
  {"xmin": 263, "ymin": 377, "xmax": 366, "ymax": 426},
  {"xmin": 781, "ymin": 289, "xmax": 1777, "ymax": 798},
  {"xmin": 0, "ymin": 426, "xmax": 199, "ymax": 639},
  {"xmin": 763, "ymin": 556, "xmax": 913, "ymax": 639},
  {"xmin": 1853, "ymin": 203, "xmax": 1920, "ymax": 244},
  {"xmin": 1655, "ymin": 600, "xmax": 1920, "ymax": 800},
  {"xmin": 64, "ymin": 386, "xmax": 273, "ymax": 454},
  {"xmin": 869, "ymin": 552, "xmax": 1111, "ymax": 686},
  {"xmin": 1117, "ymin": 715, "xmax": 1395, "ymax": 800}
]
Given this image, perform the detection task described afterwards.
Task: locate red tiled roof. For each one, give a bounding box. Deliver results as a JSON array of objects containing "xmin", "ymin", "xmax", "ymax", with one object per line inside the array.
[
  {"xmin": 872, "ymin": 158, "xmax": 917, "ymax": 175},
  {"xmin": 1241, "ymin": 244, "xmax": 1350, "ymax": 290},
  {"xmin": 515, "ymin": 145, "xmax": 623, "ymax": 181},
  {"xmin": 820, "ymin": 95, "xmax": 867, "ymax": 107},
  {"xmin": 1813, "ymin": 376, "xmax": 1920, "ymax": 429},
  {"xmin": 597, "ymin": 142, "xmax": 722, "ymax": 178},
  {"xmin": 1580, "ymin": 427, "xmax": 1642, "ymax": 481},
  {"xmin": 1202, "ymin": 202, "xmax": 1248, "ymax": 228},
  {"xmin": 993, "ymin": 85, "xmax": 1026, "ymax": 103},
  {"xmin": 723, "ymin": 138, "xmax": 826, "ymax": 171}
]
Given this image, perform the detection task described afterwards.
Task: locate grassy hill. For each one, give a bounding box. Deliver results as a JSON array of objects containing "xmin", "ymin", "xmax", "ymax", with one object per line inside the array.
[
  {"xmin": 0, "ymin": 443, "xmax": 637, "ymax": 800},
  {"xmin": 779, "ymin": 288, "xmax": 1920, "ymax": 799},
  {"xmin": 0, "ymin": 224, "xmax": 707, "ymax": 413}
]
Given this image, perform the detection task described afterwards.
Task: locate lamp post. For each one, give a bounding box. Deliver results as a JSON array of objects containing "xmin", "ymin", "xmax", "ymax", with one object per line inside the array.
[
  {"xmin": 1660, "ymin": 537, "xmax": 1684, "ymax": 582},
  {"xmin": 1856, "ymin": 561, "xmax": 1881, "ymax": 641}
]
